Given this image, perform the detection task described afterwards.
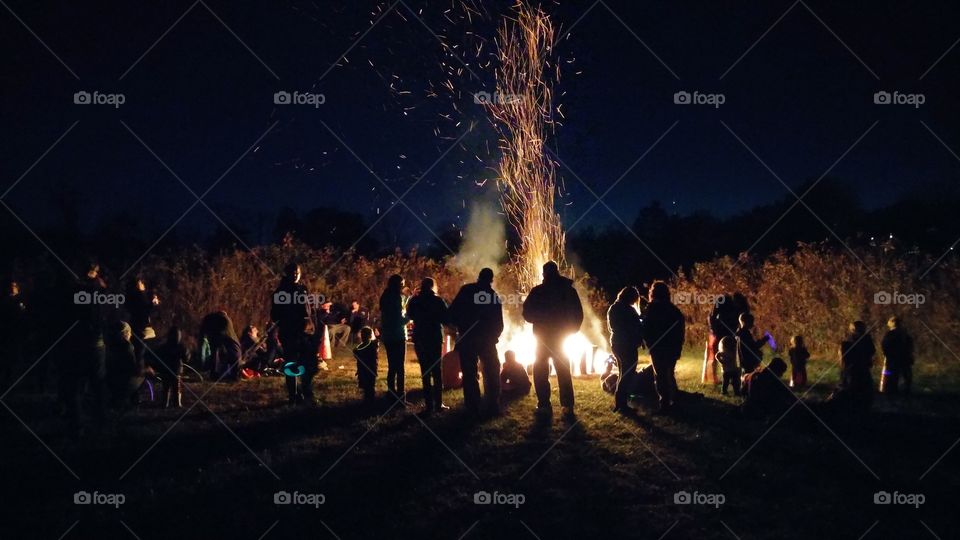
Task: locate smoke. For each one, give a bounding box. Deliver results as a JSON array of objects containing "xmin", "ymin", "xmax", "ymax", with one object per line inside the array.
[{"xmin": 453, "ymin": 202, "xmax": 506, "ymax": 280}]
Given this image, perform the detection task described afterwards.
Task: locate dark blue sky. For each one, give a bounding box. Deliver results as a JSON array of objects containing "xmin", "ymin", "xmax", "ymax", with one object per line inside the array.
[{"xmin": 2, "ymin": 0, "xmax": 958, "ymax": 247}]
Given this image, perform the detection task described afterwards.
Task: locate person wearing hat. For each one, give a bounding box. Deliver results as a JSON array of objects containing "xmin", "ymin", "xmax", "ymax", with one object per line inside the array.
[{"xmin": 880, "ymin": 316, "xmax": 914, "ymax": 395}]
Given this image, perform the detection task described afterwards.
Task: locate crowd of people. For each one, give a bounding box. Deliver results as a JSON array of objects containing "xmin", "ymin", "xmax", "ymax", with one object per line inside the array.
[{"xmin": 0, "ymin": 258, "xmax": 917, "ymax": 436}]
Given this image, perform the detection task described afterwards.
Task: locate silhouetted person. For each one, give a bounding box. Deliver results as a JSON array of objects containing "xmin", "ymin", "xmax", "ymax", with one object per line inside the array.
[
  {"xmin": 641, "ymin": 281, "xmax": 685, "ymax": 413},
  {"xmin": 61, "ymin": 262, "xmax": 108, "ymax": 436},
  {"xmin": 125, "ymin": 277, "xmax": 159, "ymax": 368},
  {"xmin": 716, "ymin": 336, "xmax": 740, "ymax": 396},
  {"xmin": 828, "ymin": 321, "xmax": 876, "ymax": 412},
  {"xmin": 348, "ymin": 301, "xmax": 369, "ymax": 343},
  {"xmin": 240, "ymin": 325, "xmax": 268, "ymax": 371},
  {"xmin": 607, "ymin": 286, "xmax": 644, "ymax": 413},
  {"xmin": 735, "ymin": 312, "xmax": 769, "ymax": 375},
  {"xmin": 271, "ymin": 263, "xmax": 316, "ymax": 405},
  {"xmin": 106, "ymin": 321, "xmax": 143, "ymax": 410},
  {"xmin": 152, "ymin": 326, "xmax": 189, "ymax": 408},
  {"xmin": 199, "ymin": 311, "xmax": 242, "ymax": 381},
  {"xmin": 788, "ymin": 335, "xmax": 810, "ymax": 389},
  {"xmin": 448, "ymin": 268, "xmax": 504, "ymax": 415},
  {"xmin": 880, "ymin": 316, "xmax": 914, "ymax": 395},
  {"xmin": 320, "ymin": 302, "xmax": 351, "ymax": 347},
  {"xmin": 353, "ymin": 326, "xmax": 378, "ymax": 404},
  {"xmin": 500, "ymin": 350, "xmax": 531, "ymax": 396},
  {"xmin": 704, "ymin": 293, "xmax": 737, "ymax": 384},
  {"xmin": 405, "ymin": 277, "xmax": 449, "ymax": 413},
  {"xmin": 0, "ymin": 280, "xmax": 27, "ymax": 391},
  {"xmin": 379, "ymin": 274, "xmax": 409, "ymax": 404},
  {"xmin": 523, "ymin": 261, "xmax": 583, "ymax": 419},
  {"xmin": 741, "ymin": 357, "xmax": 794, "ymax": 417}
]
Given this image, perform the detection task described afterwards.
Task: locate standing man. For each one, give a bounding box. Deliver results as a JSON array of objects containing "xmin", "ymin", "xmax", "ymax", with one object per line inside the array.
[
  {"xmin": 522, "ymin": 261, "xmax": 584, "ymax": 419},
  {"xmin": 62, "ymin": 262, "xmax": 108, "ymax": 436},
  {"xmin": 271, "ymin": 263, "xmax": 316, "ymax": 405},
  {"xmin": 379, "ymin": 274, "xmax": 409, "ymax": 404},
  {"xmin": 880, "ymin": 316, "xmax": 914, "ymax": 395},
  {"xmin": 448, "ymin": 268, "xmax": 504, "ymax": 416},
  {"xmin": 405, "ymin": 277, "xmax": 449, "ymax": 413},
  {"xmin": 607, "ymin": 286, "xmax": 644, "ymax": 414},
  {"xmin": 642, "ymin": 281, "xmax": 685, "ymax": 413}
]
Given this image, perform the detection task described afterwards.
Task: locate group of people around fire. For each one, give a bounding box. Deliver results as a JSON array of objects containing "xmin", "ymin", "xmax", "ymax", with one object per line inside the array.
[{"xmin": 0, "ymin": 258, "xmax": 917, "ymax": 435}]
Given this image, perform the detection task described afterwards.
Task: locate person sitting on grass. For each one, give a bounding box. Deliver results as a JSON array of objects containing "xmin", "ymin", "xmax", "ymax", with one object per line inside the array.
[
  {"xmin": 353, "ymin": 326, "xmax": 379, "ymax": 405},
  {"xmin": 154, "ymin": 326, "xmax": 189, "ymax": 408},
  {"xmin": 736, "ymin": 312, "xmax": 770, "ymax": 375},
  {"xmin": 106, "ymin": 321, "xmax": 144, "ymax": 411},
  {"xmin": 240, "ymin": 324, "xmax": 268, "ymax": 371},
  {"xmin": 741, "ymin": 357, "xmax": 794, "ymax": 417},
  {"xmin": 788, "ymin": 335, "xmax": 810, "ymax": 389},
  {"xmin": 500, "ymin": 350, "xmax": 531, "ymax": 396},
  {"xmin": 716, "ymin": 336, "xmax": 740, "ymax": 396}
]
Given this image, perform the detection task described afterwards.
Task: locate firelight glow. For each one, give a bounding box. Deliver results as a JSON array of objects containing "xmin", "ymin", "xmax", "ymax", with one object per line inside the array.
[{"xmin": 497, "ymin": 323, "xmax": 609, "ymax": 376}]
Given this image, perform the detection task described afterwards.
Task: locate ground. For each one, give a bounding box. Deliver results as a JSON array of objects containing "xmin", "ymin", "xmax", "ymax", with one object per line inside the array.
[{"xmin": 2, "ymin": 348, "xmax": 958, "ymax": 540}]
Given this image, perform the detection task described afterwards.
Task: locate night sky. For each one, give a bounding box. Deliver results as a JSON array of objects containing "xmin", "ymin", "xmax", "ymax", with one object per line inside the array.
[{"xmin": 2, "ymin": 0, "xmax": 959, "ymax": 248}]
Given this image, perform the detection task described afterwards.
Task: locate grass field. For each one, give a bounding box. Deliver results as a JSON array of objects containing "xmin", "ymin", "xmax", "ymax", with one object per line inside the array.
[{"xmin": 2, "ymin": 346, "xmax": 958, "ymax": 540}]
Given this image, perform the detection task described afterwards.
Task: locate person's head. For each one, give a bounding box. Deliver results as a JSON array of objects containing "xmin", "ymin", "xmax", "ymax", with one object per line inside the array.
[
  {"xmin": 648, "ymin": 281, "xmax": 670, "ymax": 303},
  {"xmin": 85, "ymin": 261, "xmax": 100, "ymax": 279},
  {"xmin": 283, "ymin": 262, "xmax": 302, "ymax": 283},
  {"xmin": 739, "ymin": 312, "xmax": 755, "ymax": 330},
  {"xmin": 768, "ymin": 357, "xmax": 787, "ymax": 377},
  {"xmin": 504, "ymin": 350, "xmax": 516, "ymax": 364},
  {"xmin": 420, "ymin": 277, "xmax": 437, "ymax": 295},
  {"xmin": 167, "ymin": 326, "xmax": 182, "ymax": 345},
  {"xmin": 719, "ymin": 336, "xmax": 735, "ymax": 354},
  {"xmin": 616, "ymin": 286, "xmax": 641, "ymax": 306},
  {"xmin": 359, "ymin": 326, "xmax": 374, "ymax": 342},
  {"xmin": 477, "ymin": 268, "xmax": 494, "ymax": 286},
  {"xmin": 352, "ymin": 301, "xmax": 360, "ymax": 310},
  {"xmin": 136, "ymin": 279, "xmax": 146, "ymax": 292},
  {"xmin": 542, "ymin": 261, "xmax": 560, "ymax": 281},
  {"xmin": 387, "ymin": 274, "xmax": 404, "ymax": 292},
  {"xmin": 849, "ymin": 320, "xmax": 867, "ymax": 337},
  {"xmin": 887, "ymin": 316, "xmax": 900, "ymax": 330},
  {"xmin": 243, "ymin": 325, "xmax": 258, "ymax": 340},
  {"xmin": 321, "ymin": 302, "xmax": 332, "ymax": 313},
  {"xmin": 115, "ymin": 321, "xmax": 132, "ymax": 342},
  {"xmin": 790, "ymin": 335, "xmax": 805, "ymax": 349},
  {"xmin": 8, "ymin": 280, "xmax": 18, "ymax": 296}
]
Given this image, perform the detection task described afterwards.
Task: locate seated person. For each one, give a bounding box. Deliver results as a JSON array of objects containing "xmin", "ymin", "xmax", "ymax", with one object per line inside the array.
[
  {"xmin": 601, "ymin": 357, "xmax": 657, "ymax": 401},
  {"xmin": 240, "ymin": 325, "xmax": 268, "ymax": 371},
  {"xmin": 741, "ymin": 357, "xmax": 794, "ymax": 417},
  {"xmin": 500, "ymin": 350, "xmax": 531, "ymax": 395},
  {"xmin": 321, "ymin": 302, "xmax": 351, "ymax": 347}
]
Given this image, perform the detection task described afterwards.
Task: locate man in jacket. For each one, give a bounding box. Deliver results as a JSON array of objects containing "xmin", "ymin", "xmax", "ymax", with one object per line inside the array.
[
  {"xmin": 405, "ymin": 277, "xmax": 449, "ymax": 413},
  {"xmin": 642, "ymin": 281, "xmax": 685, "ymax": 413},
  {"xmin": 447, "ymin": 268, "xmax": 504, "ymax": 415},
  {"xmin": 271, "ymin": 263, "xmax": 316, "ymax": 405},
  {"xmin": 607, "ymin": 286, "xmax": 644, "ymax": 413},
  {"xmin": 522, "ymin": 261, "xmax": 584, "ymax": 418}
]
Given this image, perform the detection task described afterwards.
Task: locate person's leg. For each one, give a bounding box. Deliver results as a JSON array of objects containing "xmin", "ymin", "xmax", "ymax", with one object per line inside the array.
[
  {"xmin": 414, "ymin": 342, "xmax": 432, "ymax": 410},
  {"xmin": 385, "ymin": 339, "xmax": 405, "ymax": 400},
  {"xmin": 533, "ymin": 340, "xmax": 552, "ymax": 409},
  {"xmin": 651, "ymin": 353, "xmax": 673, "ymax": 410},
  {"xmin": 479, "ymin": 342, "xmax": 501, "ymax": 411},
  {"xmin": 458, "ymin": 344, "xmax": 480, "ymax": 412},
  {"xmin": 731, "ymin": 367, "xmax": 741, "ymax": 396},
  {"xmin": 550, "ymin": 337, "xmax": 574, "ymax": 411},
  {"xmin": 426, "ymin": 340, "xmax": 444, "ymax": 409},
  {"xmin": 613, "ymin": 344, "xmax": 637, "ymax": 409}
]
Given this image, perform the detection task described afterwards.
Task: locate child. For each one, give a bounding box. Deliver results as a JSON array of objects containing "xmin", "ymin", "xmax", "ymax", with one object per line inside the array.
[
  {"xmin": 788, "ymin": 335, "xmax": 810, "ymax": 389},
  {"xmin": 717, "ymin": 336, "xmax": 741, "ymax": 396},
  {"xmin": 736, "ymin": 312, "xmax": 770, "ymax": 375},
  {"xmin": 353, "ymin": 326, "xmax": 378, "ymax": 404},
  {"xmin": 500, "ymin": 350, "xmax": 531, "ymax": 396},
  {"xmin": 156, "ymin": 327, "xmax": 189, "ymax": 408}
]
